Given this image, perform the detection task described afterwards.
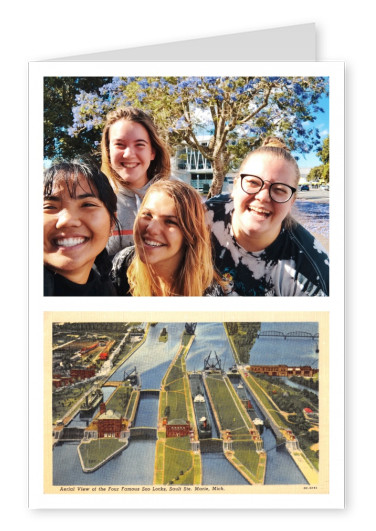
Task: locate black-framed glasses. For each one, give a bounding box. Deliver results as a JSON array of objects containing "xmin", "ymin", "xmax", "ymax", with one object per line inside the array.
[{"xmin": 240, "ymin": 174, "xmax": 296, "ymax": 203}]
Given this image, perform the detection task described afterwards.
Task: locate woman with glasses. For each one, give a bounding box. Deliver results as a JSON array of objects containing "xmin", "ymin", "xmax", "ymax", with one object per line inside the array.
[{"xmin": 206, "ymin": 137, "xmax": 329, "ymax": 296}]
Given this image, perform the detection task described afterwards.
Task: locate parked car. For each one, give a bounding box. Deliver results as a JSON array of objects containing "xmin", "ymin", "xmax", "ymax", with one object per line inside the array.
[{"xmin": 300, "ymin": 184, "xmax": 310, "ymax": 191}]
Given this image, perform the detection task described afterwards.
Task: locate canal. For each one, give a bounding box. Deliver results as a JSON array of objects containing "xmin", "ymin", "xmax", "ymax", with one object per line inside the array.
[
  {"xmin": 230, "ymin": 375, "xmax": 308, "ymax": 485},
  {"xmin": 53, "ymin": 321, "xmax": 317, "ymax": 486}
]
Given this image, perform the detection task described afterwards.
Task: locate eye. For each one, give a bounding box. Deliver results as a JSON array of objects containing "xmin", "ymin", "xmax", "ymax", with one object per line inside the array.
[
  {"xmin": 273, "ymin": 185, "xmax": 289, "ymax": 196},
  {"xmin": 81, "ymin": 201, "xmax": 99, "ymax": 208},
  {"xmin": 165, "ymin": 218, "xmax": 178, "ymax": 226},
  {"xmin": 43, "ymin": 202, "xmax": 57, "ymax": 211}
]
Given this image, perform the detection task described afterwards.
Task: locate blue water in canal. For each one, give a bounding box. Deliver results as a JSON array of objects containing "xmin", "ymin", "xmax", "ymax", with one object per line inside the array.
[
  {"xmin": 186, "ymin": 322, "xmax": 235, "ymax": 372},
  {"xmin": 110, "ymin": 322, "xmax": 186, "ymax": 389},
  {"xmin": 54, "ymin": 440, "xmax": 155, "ymax": 485},
  {"xmin": 53, "ymin": 321, "xmax": 316, "ymax": 485},
  {"xmin": 134, "ymin": 395, "xmax": 159, "ymax": 427},
  {"xmin": 201, "ymin": 454, "xmax": 249, "ymax": 485}
]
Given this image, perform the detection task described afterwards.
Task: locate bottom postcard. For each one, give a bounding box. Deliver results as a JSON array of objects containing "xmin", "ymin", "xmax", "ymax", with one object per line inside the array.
[{"xmin": 40, "ymin": 311, "xmax": 331, "ymax": 503}]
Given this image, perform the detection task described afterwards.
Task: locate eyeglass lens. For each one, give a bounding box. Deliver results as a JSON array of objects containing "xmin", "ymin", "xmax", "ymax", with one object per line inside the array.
[{"xmin": 241, "ymin": 175, "xmax": 293, "ymax": 203}]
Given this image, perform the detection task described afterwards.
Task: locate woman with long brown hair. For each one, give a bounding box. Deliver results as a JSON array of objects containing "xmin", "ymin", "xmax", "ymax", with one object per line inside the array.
[{"xmin": 101, "ymin": 106, "xmax": 171, "ymax": 257}]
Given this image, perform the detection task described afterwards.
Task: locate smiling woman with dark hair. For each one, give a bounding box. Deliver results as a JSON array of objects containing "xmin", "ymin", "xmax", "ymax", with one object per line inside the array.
[
  {"xmin": 206, "ymin": 137, "xmax": 329, "ymax": 296},
  {"xmin": 43, "ymin": 158, "xmax": 119, "ymax": 296}
]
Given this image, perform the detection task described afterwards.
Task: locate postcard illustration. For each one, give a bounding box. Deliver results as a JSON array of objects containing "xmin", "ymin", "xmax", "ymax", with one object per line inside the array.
[{"xmin": 46, "ymin": 316, "xmax": 328, "ymax": 494}]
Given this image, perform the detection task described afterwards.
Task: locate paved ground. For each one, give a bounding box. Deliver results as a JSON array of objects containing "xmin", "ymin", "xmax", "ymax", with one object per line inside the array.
[
  {"xmin": 296, "ymin": 189, "xmax": 329, "ymax": 203},
  {"xmin": 293, "ymin": 190, "xmax": 329, "ymax": 251}
]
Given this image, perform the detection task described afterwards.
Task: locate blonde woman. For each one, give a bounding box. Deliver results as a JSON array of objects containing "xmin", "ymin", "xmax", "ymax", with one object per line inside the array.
[
  {"xmin": 101, "ymin": 106, "xmax": 171, "ymax": 257},
  {"xmin": 111, "ymin": 180, "xmax": 224, "ymax": 296},
  {"xmin": 206, "ymin": 137, "xmax": 329, "ymax": 296}
]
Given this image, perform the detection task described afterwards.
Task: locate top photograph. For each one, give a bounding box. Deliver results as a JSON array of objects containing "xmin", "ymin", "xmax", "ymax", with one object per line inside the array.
[{"xmin": 43, "ymin": 75, "xmax": 330, "ymax": 297}]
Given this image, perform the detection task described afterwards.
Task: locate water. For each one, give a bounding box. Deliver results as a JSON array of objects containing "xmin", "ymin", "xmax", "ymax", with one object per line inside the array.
[
  {"xmin": 201, "ymin": 454, "xmax": 249, "ymax": 485},
  {"xmin": 249, "ymin": 322, "xmax": 319, "ymax": 367},
  {"xmin": 53, "ymin": 440, "xmax": 156, "ymax": 486},
  {"xmin": 134, "ymin": 395, "xmax": 159, "ymax": 427},
  {"xmin": 263, "ymin": 430, "xmax": 308, "ymax": 485},
  {"xmin": 186, "ymin": 322, "xmax": 235, "ymax": 372},
  {"xmin": 110, "ymin": 322, "xmax": 186, "ymax": 389},
  {"xmin": 280, "ymin": 376, "xmax": 318, "ymax": 396}
]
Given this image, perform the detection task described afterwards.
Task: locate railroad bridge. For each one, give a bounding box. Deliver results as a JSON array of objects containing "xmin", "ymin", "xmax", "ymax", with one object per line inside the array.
[{"xmin": 257, "ymin": 330, "xmax": 319, "ymax": 340}]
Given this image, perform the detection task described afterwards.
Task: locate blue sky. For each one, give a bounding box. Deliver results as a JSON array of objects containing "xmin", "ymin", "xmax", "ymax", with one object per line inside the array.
[{"xmin": 294, "ymin": 93, "xmax": 329, "ymax": 170}]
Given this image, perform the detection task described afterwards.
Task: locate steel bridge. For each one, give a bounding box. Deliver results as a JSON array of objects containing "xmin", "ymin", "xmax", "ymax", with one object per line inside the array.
[{"xmin": 257, "ymin": 330, "xmax": 319, "ymax": 340}]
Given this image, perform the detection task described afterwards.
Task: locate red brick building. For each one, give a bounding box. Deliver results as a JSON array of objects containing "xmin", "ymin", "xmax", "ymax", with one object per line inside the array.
[
  {"xmin": 166, "ymin": 419, "xmax": 191, "ymax": 438},
  {"xmin": 248, "ymin": 365, "xmax": 318, "ymax": 377},
  {"xmin": 70, "ymin": 367, "xmax": 96, "ymax": 380},
  {"xmin": 97, "ymin": 409, "xmax": 125, "ymax": 438}
]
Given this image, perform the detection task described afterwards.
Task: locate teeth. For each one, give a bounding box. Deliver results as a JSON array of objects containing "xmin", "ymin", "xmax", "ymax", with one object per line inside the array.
[
  {"xmin": 144, "ymin": 239, "xmax": 164, "ymax": 247},
  {"xmin": 250, "ymin": 207, "xmax": 270, "ymax": 216},
  {"xmin": 56, "ymin": 237, "xmax": 86, "ymax": 247},
  {"xmin": 122, "ymin": 163, "xmax": 138, "ymax": 168}
]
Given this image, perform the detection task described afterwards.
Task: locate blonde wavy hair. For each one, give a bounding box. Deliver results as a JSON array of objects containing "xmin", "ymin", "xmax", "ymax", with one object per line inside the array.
[
  {"xmin": 100, "ymin": 107, "xmax": 171, "ymax": 191},
  {"xmin": 127, "ymin": 180, "xmax": 219, "ymax": 296}
]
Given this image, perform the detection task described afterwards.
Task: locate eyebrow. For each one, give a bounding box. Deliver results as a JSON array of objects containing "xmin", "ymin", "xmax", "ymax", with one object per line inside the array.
[
  {"xmin": 44, "ymin": 193, "xmax": 98, "ymax": 200},
  {"xmin": 113, "ymin": 138, "xmax": 149, "ymax": 143},
  {"xmin": 142, "ymin": 209, "xmax": 178, "ymax": 219}
]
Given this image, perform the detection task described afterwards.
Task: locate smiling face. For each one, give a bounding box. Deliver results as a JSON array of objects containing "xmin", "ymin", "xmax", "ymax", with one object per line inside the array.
[
  {"xmin": 43, "ymin": 174, "xmax": 112, "ymax": 284},
  {"xmin": 232, "ymin": 153, "xmax": 297, "ymax": 251},
  {"xmin": 109, "ymin": 119, "xmax": 156, "ymax": 190},
  {"xmin": 134, "ymin": 191, "xmax": 185, "ymax": 280}
]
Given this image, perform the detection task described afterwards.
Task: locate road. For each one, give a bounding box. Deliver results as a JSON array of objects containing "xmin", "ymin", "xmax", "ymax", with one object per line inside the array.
[{"xmin": 296, "ymin": 189, "xmax": 329, "ymax": 203}]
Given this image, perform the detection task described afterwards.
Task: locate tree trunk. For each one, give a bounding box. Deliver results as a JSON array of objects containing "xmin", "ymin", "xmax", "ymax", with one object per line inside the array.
[{"xmin": 207, "ymin": 151, "xmax": 229, "ymax": 198}]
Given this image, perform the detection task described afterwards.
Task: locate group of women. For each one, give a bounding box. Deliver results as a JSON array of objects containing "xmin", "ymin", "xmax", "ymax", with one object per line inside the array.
[{"xmin": 43, "ymin": 107, "xmax": 329, "ymax": 297}]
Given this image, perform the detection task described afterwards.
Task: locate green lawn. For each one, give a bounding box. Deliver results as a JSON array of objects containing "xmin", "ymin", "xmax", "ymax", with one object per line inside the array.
[
  {"xmin": 232, "ymin": 440, "xmax": 262, "ymax": 477},
  {"xmin": 106, "ymin": 384, "xmax": 132, "ymax": 416},
  {"xmin": 205, "ymin": 375, "xmax": 249, "ymax": 434},
  {"xmin": 163, "ymin": 437, "xmax": 194, "ymax": 485},
  {"xmin": 78, "ymin": 439, "xmax": 127, "ymax": 471}
]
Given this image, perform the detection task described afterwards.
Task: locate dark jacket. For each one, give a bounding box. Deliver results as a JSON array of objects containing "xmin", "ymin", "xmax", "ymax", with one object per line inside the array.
[{"xmin": 44, "ymin": 266, "xmax": 117, "ymax": 296}]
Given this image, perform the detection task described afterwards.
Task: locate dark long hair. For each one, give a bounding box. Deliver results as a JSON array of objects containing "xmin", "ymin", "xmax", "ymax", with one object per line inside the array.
[{"xmin": 44, "ymin": 157, "xmax": 119, "ymax": 279}]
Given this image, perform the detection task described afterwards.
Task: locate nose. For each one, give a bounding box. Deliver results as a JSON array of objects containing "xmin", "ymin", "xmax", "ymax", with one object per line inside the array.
[
  {"xmin": 254, "ymin": 182, "xmax": 271, "ymax": 201},
  {"xmin": 55, "ymin": 208, "xmax": 81, "ymax": 229},
  {"xmin": 145, "ymin": 217, "xmax": 161, "ymax": 235},
  {"xmin": 122, "ymin": 146, "xmax": 134, "ymax": 158}
]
